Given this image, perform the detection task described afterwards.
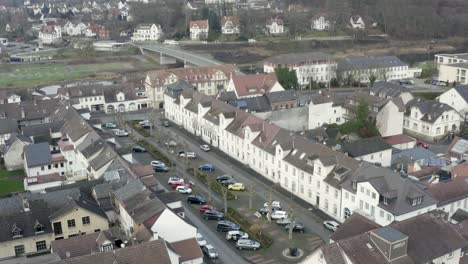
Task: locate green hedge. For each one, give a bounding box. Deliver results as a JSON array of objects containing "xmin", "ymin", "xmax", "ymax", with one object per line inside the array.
[
  {"xmin": 137, "ymin": 140, "xmax": 172, "ymax": 166},
  {"xmin": 130, "ymin": 121, "xmax": 151, "ymax": 137},
  {"xmin": 194, "ymin": 171, "xmax": 236, "ymax": 200},
  {"xmin": 227, "ymin": 207, "xmax": 273, "ymax": 248}
]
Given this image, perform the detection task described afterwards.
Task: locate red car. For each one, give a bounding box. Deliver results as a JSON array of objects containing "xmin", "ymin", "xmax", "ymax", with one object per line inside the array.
[
  {"xmin": 171, "ymin": 182, "xmax": 191, "ymax": 189},
  {"xmin": 416, "ymin": 141, "xmax": 430, "ymax": 149},
  {"xmin": 199, "ymin": 205, "xmax": 217, "ymax": 213}
]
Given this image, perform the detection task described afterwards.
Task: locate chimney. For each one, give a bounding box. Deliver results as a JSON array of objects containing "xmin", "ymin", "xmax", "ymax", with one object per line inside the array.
[
  {"xmin": 23, "ymin": 198, "xmax": 30, "ymax": 212},
  {"xmin": 20, "ymin": 106, "xmax": 25, "ymax": 119},
  {"xmin": 65, "ymin": 252, "xmax": 70, "ymax": 258}
]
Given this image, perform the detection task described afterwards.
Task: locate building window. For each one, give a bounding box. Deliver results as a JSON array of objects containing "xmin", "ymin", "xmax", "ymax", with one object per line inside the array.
[
  {"xmin": 325, "ymin": 185, "xmax": 329, "ymax": 194},
  {"xmin": 360, "ymin": 187, "xmax": 364, "ymax": 193},
  {"xmin": 383, "ymin": 197, "xmax": 389, "ymax": 205},
  {"xmin": 14, "ymin": 245, "xmax": 25, "ymax": 256},
  {"xmin": 82, "ymin": 216, "xmax": 90, "ymax": 225},
  {"xmin": 36, "ymin": 240, "xmax": 47, "ymax": 251},
  {"xmin": 351, "ymin": 195, "xmax": 355, "ymax": 202},
  {"xmin": 53, "ymin": 222, "xmax": 62, "ymax": 235},
  {"xmin": 386, "ymin": 214, "xmax": 392, "ymax": 221},
  {"xmin": 359, "ymin": 200, "xmax": 363, "ymax": 209},
  {"xmin": 345, "ymin": 192, "xmax": 349, "ymax": 199},
  {"xmin": 380, "ymin": 210, "xmax": 384, "ymax": 218},
  {"xmin": 67, "ymin": 219, "xmax": 76, "ymax": 228},
  {"xmin": 372, "ymin": 193, "xmax": 376, "ymax": 199},
  {"xmin": 448, "ymin": 252, "xmax": 454, "ymax": 259}
]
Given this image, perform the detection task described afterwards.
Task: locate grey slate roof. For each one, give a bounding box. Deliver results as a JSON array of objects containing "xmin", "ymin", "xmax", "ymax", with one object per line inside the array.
[
  {"xmin": 405, "ymin": 98, "xmax": 456, "ymax": 123},
  {"xmin": 21, "ymin": 121, "xmax": 64, "ymax": 137},
  {"xmin": 228, "ymin": 96, "xmax": 271, "ymax": 112},
  {"xmin": 391, "ymin": 147, "xmax": 436, "ymax": 165},
  {"xmin": 165, "ymin": 80, "xmax": 196, "ymax": 99},
  {"xmin": 454, "ymin": 85, "xmax": 468, "ymax": 102},
  {"xmin": 371, "ymin": 81, "xmax": 410, "ymax": 97},
  {"xmin": 24, "ymin": 142, "xmax": 52, "ymax": 168},
  {"xmin": 113, "ymin": 180, "xmax": 148, "ymax": 203},
  {"xmin": 265, "ymin": 90, "xmax": 298, "ymax": 103},
  {"xmin": 0, "ymin": 119, "xmax": 18, "ymax": 135},
  {"xmin": 341, "ymin": 137, "xmax": 391, "ymax": 158},
  {"xmin": 265, "ymin": 52, "xmax": 332, "ymax": 64},
  {"xmin": 451, "ymin": 209, "xmax": 468, "ymax": 223},
  {"xmin": 372, "ymin": 226, "xmax": 407, "ymax": 242},
  {"xmin": 338, "ymin": 56, "xmax": 408, "ymax": 72},
  {"xmin": 49, "ymin": 198, "xmax": 107, "ymax": 221}
]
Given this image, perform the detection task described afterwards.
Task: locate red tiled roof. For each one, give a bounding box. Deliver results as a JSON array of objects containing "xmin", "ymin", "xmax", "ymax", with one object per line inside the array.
[
  {"xmin": 231, "ymin": 73, "xmax": 279, "ymax": 97},
  {"xmin": 383, "ymin": 134, "xmax": 416, "ymax": 145},
  {"xmin": 147, "ymin": 65, "xmax": 236, "ymax": 86},
  {"xmin": 170, "ymin": 238, "xmax": 203, "ymax": 262},
  {"xmin": 26, "ymin": 172, "xmax": 62, "ymax": 186},
  {"xmin": 221, "ymin": 16, "xmax": 240, "ymax": 27},
  {"xmin": 428, "ymin": 175, "xmax": 468, "ymax": 206},
  {"xmin": 267, "ymin": 18, "xmax": 284, "ymax": 25},
  {"xmin": 131, "ymin": 164, "xmax": 154, "ymax": 178},
  {"xmin": 190, "ymin": 20, "xmax": 208, "ymax": 29},
  {"xmin": 451, "ymin": 162, "xmax": 468, "ymax": 178}
]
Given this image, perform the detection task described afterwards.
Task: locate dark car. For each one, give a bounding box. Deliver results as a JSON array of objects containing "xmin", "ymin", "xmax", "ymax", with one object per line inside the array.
[
  {"xmin": 199, "ymin": 164, "xmax": 215, "ymax": 171},
  {"xmin": 216, "ymin": 220, "xmax": 240, "ymax": 232},
  {"xmin": 221, "ymin": 179, "xmax": 237, "ymax": 187},
  {"xmin": 153, "ymin": 165, "xmax": 169, "ymax": 172},
  {"xmin": 187, "ymin": 195, "xmax": 206, "ymax": 204},
  {"xmin": 285, "ymin": 222, "xmax": 305, "ymax": 233},
  {"xmin": 203, "ymin": 210, "xmax": 225, "ymax": 220},
  {"xmin": 217, "ymin": 174, "xmax": 233, "ymax": 182},
  {"xmin": 258, "ymin": 207, "xmax": 282, "ymax": 215},
  {"xmin": 132, "ymin": 146, "xmax": 147, "ymax": 153},
  {"xmin": 163, "ymin": 121, "xmax": 170, "ymax": 127}
]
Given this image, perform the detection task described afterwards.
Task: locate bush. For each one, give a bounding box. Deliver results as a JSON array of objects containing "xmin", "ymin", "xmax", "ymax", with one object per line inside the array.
[
  {"xmin": 137, "ymin": 140, "xmax": 172, "ymax": 166},
  {"xmin": 227, "ymin": 207, "xmax": 273, "ymax": 248},
  {"xmin": 130, "ymin": 121, "xmax": 151, "ymax": 137}
]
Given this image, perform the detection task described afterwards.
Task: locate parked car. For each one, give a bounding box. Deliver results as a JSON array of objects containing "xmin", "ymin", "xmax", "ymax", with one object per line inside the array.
[
  {"xmin": 236, "ymin": 239, "xmax": 261, "ymax": 250},
  {"xmin": 285, "ymin": 222, "xmax": 305, "ymax": 233},
  {"xmin": 163, "ymin": 121, "xmax": 170, "ymax": 127},
  {"xmin": 176, "ymin": 186, "xmax": 192, "ymax": 194},
  {"xmin": 216, "ymin": 174, "xmax": 233, "ymax": 182},
  {"xmin": 202, "ymin": 244, "xmax": 218, "ymax": 259},
  {"xmin": 199, "ymin": 164, "xmax": 214, "ymax": 171},
  {"xmin": 276, "ymin": 218, "xmax": 293, "ymax": 225},
  {"xmin": 228, "ymin": 183, "xmax": 245, "ymax": 191},
  {"xmin": 216, "ymin": 220, "xmax": 240, "ymax": 232},
  {"xmin": 165, "ymin": 141, "xmax": 177, "ymax": 147},
  {"xmin": 179, "ymin": 151, "xmax": 197, "ymax": 159},
  {"xmin": 139, "ymin": 120, "xmax": 151, "ymax": 128},
  {"xmin": 104, "ymin": 123, "xmax": 117, "ymax": 128},
  {"xmin": 399, "ymin": 79, "xmax": 414, "ymax": 85},
  {"xmin": 226, "ymin": 230, "xmax": 249, "ymax": 241},
  {"xmin": 187, "ymin": 195, "xmax": 206, "ymax": 204},
  {"xmin": 323, "ymin": 220, "xmax": 340, "ymax": 232},
  {"xmin": 168, "ymin": 177, "xmax": 184, "ymax": 185},
  {"xmin": 200, "ymin": 144, "xmax": 211, "ymax": 152},
  {"xmin": 151, "ymin": 160, "xmax": 165, "ymax": 167},
  {"xmin": 416, "ymin": 141, "xmax": 430, "ymax": 149},
  {"xmin": 221, "ymin": 179, "xmax": 237, "ymax": 187},
  {"xmin": 203, "ymin": 210, "xmax": 225, "ymax": 220},
  {"xmin": 269, "ymin": 210, "xmax": 288, "ymax": 220},
  {"xmin": 199, "ymin": 204, "xmax": 217, "ymax": 213},
  {"xmin": 132, "ymin": 146, "xmax": 147, "ymax": 153},
  {"xmin": 114, "ymin": 129, "xmax": 129, "ymax": 137},
  {"xmin": 196, "ymin": 233, "xmax": 207, "ymax": 247},
  {"xmin": 264, "ymin": 201, "xmax": 281, "ymax": 208},
  {"xmin": 153, "ymin": 165, "xmax": 169, "ymax": 172},
  {"xmin": 258, "ymin": 206, "xmax": 282, "ymax": 215}
]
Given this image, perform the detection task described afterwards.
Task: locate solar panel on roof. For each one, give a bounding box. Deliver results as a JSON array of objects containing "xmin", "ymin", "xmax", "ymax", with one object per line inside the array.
[{"xmin": 236, "ymin": 100, "xmax": 248, "ymax": 108}]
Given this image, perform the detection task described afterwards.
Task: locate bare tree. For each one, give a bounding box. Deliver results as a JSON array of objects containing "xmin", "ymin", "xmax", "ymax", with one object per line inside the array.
[
  {"xmin": 206, "ymin": 176, "xmax": 213, "ymax": 203},
  {"xmin": 288, "ymin": 207, "xmax": 295, "ymax": 240},
  {"xmin": 221, "ymin": 187, "xmax": 228, "ymax": 215},
  {"xmin": 267, "ymin": 189, "xmax": 273, "ymax": 222},
  {"xmin": 247, "ymin": 186, "xmax": 255, "ymax": 210}
]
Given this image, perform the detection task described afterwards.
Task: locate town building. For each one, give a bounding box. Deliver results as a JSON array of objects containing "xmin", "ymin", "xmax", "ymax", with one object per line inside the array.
[
  {"xmin": 403, "ymin": 98, "xmax": 461, "ymax": 142},
  {"xmin": 145, "ymin": 65, "xmax": 236, "ymax": 108},
  {"xmin": 131, "ymin": 23, "xmax": 163, "ymax": 42},
  {"xmin": 220, "ymin": 16, "xmax": 240, "ymax": 35},
  {"xmin": 349, "ymin": 15, "xmax": 365, "ymax": 29},
  {"xmin": 447, "ymin": 137, "xmax": 468, "ymax": 160},
  {"xmin": 189, "ymin": 20, "xmax": 209, "ymax": 40},
  {"xmin": 263, "ymin": 52, "xmax": 337, "ymax": 86},
  {"xmin": 337, "ymin": 56, "xmax": 410, "ymax": 83},
  {"xmin": 439, "ymin": 63, "xmax": 468, "ymax": 84},
  {"xmin": 0, "ymin": 90, "xmax": 21, "ymax": 104},
  {"xmin": 0, "ymin": 119, "xmax": 18, "ymax": 145},
  {"xmin": 302, "ymin": 212, "xmax": 467, "ymax": 264},
  {"xmin": 2, "ymin": 134, "xmax": 32, "ymax": 171},
  {"xmin": 438, "ymin": 85, "xmax": 468, "ymax": 116},
  {"xmin": 38, "ymin": 24, "xmax": 62, "ymax": 44},
  {"xmin": 308, "ymin": 91, "xmax": 346, "ymax": 129},
  {"xmin": 225, "ymin": 73, "xmax": 284, "ymax": 98},
  {"xmin": 341, "ymin": 137, "xmax": 392, "ymax": 167},
  {"xmin": 435, "ymin": 53, "xmax": 468, "ymax": 68},
  {"xmin": 311, "ymin": 14, "xmax": 330, "ymax": 31},
  {"xmin": 266, "ymin": 18, "xmax": 284, "ymax": 34},
  {"xmin": 370, "ymin": 81, "xmax": 414, "ymax": 104}
]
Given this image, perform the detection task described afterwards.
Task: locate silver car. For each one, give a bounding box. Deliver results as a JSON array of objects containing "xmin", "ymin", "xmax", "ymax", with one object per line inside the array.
[
  {"xmin": 236, "ymin": 239, "xmax": 261, "ymax": 250},
  {"xmin": 202, "ymin": 244, "xmax": 218, "ymax": 259},
  {"xmin": 226, "ymin": 230, "xmax": 249, "ymax": 241}
]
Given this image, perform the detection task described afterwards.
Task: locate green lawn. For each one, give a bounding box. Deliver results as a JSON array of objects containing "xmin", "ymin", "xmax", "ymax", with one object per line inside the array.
[
  {"xmin": 0, "ymin": 169, "xmax": 24, "ymax": 195},
  {"xmin": 0, "ymin": 62, "xmax": 133, "ymax": 88}
]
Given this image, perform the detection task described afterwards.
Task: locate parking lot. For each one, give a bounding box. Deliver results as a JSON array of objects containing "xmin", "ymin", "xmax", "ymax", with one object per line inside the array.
[{"xmin": 102, "ymin": 111, "xmax": 335, "ymax": 263}]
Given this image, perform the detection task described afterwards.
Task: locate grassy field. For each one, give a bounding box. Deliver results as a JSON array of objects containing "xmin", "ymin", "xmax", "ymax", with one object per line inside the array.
[{"xmin": 0, "ymin": 169, "xmax": 24, "ymax": 195}]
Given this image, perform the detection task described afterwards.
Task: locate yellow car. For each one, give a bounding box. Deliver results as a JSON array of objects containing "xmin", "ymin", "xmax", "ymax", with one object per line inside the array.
[{"xmin": 228, "ymin": 183, "xmax": 245, "ymax": 191}]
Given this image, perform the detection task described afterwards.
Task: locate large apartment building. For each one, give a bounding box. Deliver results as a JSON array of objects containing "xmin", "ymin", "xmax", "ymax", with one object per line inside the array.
[
  {"xmin": 337, "ymin": 56, "xmax": 410, "ymax": 83},
  {"xmin": 162, "ymin": 85, "xmax": 468, "ymax": 226}
]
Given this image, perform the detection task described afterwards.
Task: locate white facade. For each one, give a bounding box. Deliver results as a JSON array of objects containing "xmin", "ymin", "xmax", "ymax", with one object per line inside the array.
[
  {"xmin": 221, "ymin": 18, "xmax": 240, "ymax": 35},
  {"xmin": 63, "ymin": 22, "xmax": 87, "ymax": 36},
  {"xmin": 403, "ymin": 104, "xmax": 461, "ymax": 142},
  {"xmin": 438, "ymin": 87, "xmax": 468, "ymax": 115},
  {"xmin": 340, "ymin": 65, "xmax": 410, "ymax": 83},
  {"xmin": 225, "ymin": 77, "xmax": 284, "ymax": 98},
  {"xmin": 38, "ymin": 26, "xmax": 62, "ymax": 44},
  {"xmin": 351, "ymin": 148, "xmax": 392, "ymax": 167},
  {"xmin": 435, "ymin": 53, "xmax": 468, "ymax": 68},
  {"xmin": 350, "ymin": 16, "xmax": 365, "ymax": 29},
  {"xmin": 311, "ymin": 16, "xmax": 330, "ymax": 31},
  {"xmin": 266, "ymin": 19, "xmax": 284, "ymax": 34},
  {"xmin": 264, "ymin": 59, "xmax": 337, "ymax": 86},
  {"xmin": 4, "ymin": 138, "xmax": 30, "ymax": 171},
  {"xmin": 308, "ymin": 101, "xmax": 345, "ymax": 129},
  {"xmin": 150, "ymin": 210, "xmax": 197, "ymax": 243},
  {"xmin": 189, "ymin": 20, "xmax": 208, "ymax": 40},
  {"xmin": 375, "ymin": 100, "xmax": 404, "ymax": 137},
  {"xmin": 131, "ymin": 24, "xmax": 163, "ymax": 42},
  {"xmin": 438, "ymin": 64, "xmax": 468, "ymax": 84}
]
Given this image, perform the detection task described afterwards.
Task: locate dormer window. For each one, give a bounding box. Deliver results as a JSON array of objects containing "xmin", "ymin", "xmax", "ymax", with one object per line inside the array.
[
  {"xmin": 352, "ymin": 180, "xmax": 357, "ymax": 190},
  {"xmin": 12, "ymin": 224, "xmax": 23, "ymax": 238},
  {"xmin": 383, "ymin": 197, "xmax": 389, "ymax": 205},
  {"xmin": 410, "ymin": 196, "xmax": 423, "ymax": 206},
  {"xmin": 34, "ymin": 221, "xmax": 44, "ymax": 234}
]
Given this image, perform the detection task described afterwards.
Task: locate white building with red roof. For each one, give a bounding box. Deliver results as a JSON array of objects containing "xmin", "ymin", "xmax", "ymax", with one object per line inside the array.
[
  {"xmin": 266, "ymin": 18, "xmax": 284, "ymax": 34},
  {"xmin": 226, "ymin": 73, "xmax": 284, "ymax": 99},
  {"xmin": 38, "ymin": 24, "xmax": 62, "ymax": 44},
  {"xmin": 221, "ymin": 16, "xmax": 240, "ymax": 35},
  {"xmin": 189, "ymin": 20, "xmax": 209, "ymax": 40}
]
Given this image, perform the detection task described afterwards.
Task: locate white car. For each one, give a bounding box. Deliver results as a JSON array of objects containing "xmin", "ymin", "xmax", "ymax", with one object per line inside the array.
[
  {"xmin": 196, "ymin": 233, "xmax": 207, "ymax": 247},
  {"xmin": 200, "ymin": 144, "xmax": 211, "ymax": 152},
  {"xmin": 168, "ymin": 177, "xmax": 184, "ymax": 185},
  {"xmin": 226, "ymin": 230, "xmax": 249, "ymax": 241},
  {"xmin": 176, "ymin": 186, "xmax": 192, "ymax": 194},
  {"xmin": 269, "ymin": 210, "xmax": 288, "ymax": 220},
  {"xmin": 202, "ymin": 244, "xmax": 218, "ymax": 259},
  {"xmin": 165, "ymin": 141, "xmax": 177, "ymax": 147},
  {"xmin": 179, "ymin": 152, "xmax": 197, "ymax": 159},
  {"xmin": 264, "ymin": 201, "xmax": 281, "ymax": 208},
  {"xmin": 323, "ymin": 220, "xmax": 340, "ymax": 232},
  {"xmin": 151, "ymin": 160, "xmax": 165, "ymax": 167}
]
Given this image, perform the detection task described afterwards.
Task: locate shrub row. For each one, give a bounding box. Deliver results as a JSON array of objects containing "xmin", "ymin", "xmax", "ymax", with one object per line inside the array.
[
  {"xmin": 130, "ymin": 121, "xmax": 151, "ymax": 138},
  {"xmin": 227, "ymin": 207, "xmax": 273, "ymax": 248},
  {"xmin": 137, "ymin": 140, "xmax": 172, "ymax": 166},
  {"xmin": 194, "ymin": 171, "xmax": 236, "ymax": 200}
]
